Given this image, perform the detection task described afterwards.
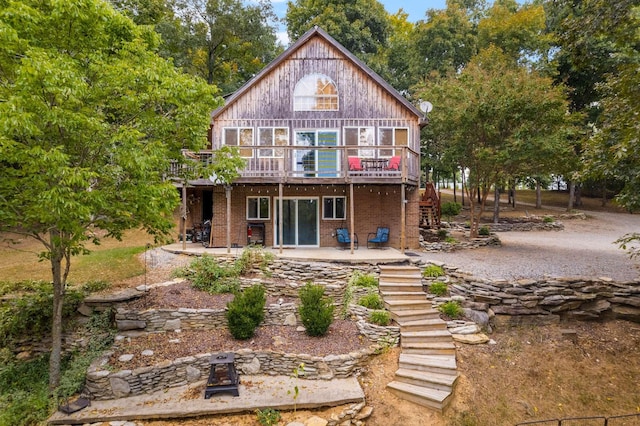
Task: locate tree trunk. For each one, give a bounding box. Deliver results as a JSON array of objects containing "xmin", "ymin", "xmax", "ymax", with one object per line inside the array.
[
  {"xmin": 575, "ymin": 184, "xmax": 582, "ymax": 206},
  {"xmin": 461, "ymin": 171, "xmax": 466, "ymax": 207},
  {"xmin": 48, "ymin": 240, "xmax": 65, "ymax": 391},
  {"xmin": 568, "ymin": 181, "xmax": 575, "ymax": 211},
  {"xmin": 536, "ymin": 179, "xmax": 542, "ymax": 209},
  {"xmin": 453, "ymin": 170, "xmax": 457, "ymax": 203},
  {"xmin": 602, "ymin": 180, "xmax": 607, "ymax": 206},
  {"xmin": 493, "ymin": 185, "xmax": 500, "ymax": 223}
]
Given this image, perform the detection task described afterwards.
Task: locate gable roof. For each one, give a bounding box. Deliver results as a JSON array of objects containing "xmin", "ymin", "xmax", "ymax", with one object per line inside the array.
[{"xmin": 211, "ymin": 26, "xmax": 425, "ymax": 121}]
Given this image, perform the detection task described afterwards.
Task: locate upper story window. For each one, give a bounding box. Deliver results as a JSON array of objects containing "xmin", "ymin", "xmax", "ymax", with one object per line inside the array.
[
  {"xmin": 258, "ymin": 127, "xmax": 288, "ymax": 158},
  {"xmin": 223, "ymin": 127, "xmax": 253, "ymax": 158},
  {"xmin": 379, "ymin": 127, "xmax": 409, "ymax": 157},
  {"xmin": 294, "ymin": 73, "xmax": 339, "ymax": 111}
]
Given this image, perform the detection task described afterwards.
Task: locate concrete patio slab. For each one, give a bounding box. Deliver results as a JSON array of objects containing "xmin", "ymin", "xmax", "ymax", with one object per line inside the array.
[{"xmin": 48, "ymin": 375, "xmax": 364, "ymax": 425}]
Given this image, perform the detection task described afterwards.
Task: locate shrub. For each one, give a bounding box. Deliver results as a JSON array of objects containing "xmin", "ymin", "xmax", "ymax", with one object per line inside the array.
[
  {"xmin": 422, "ymin": 264, "xmax": 444, "ymax": 278},
  {"xmin": 176, "ymin": 255, "xmax": 240, "ymax": 294},
  {"xmin": 256, "ymin": 408, "xmax": 281, "ymax": 426},
  {"xmin": 226, "ymin": 285, "xmax": 266, "ymax": 340},
  {"xmin": 81, "ymin": 279, "xmax": 111, "ymax": 293},
  {"xmin": 445, "ymin": 236, "xmax": 458, "ymax": 244},
  {"xmin": 236, "ymin": 246, "xmax": 274, "ymax": 276},
  {"xmin": 438, "ymin": 301, "xmax": 463, "ymax": 319},
  {"xmin": 441, "ymin": 201, "xmax": 462, "ymax": 220},
  {"xmin": 358, "ymin": 292, "xmax": 384, "ymax": 310},
  {"xmin": 479, "ymin": 225, "xmax": 491, "ymax": 236},
  {"xmin": 349, "ymin": 271, "xmax": 378, "ymax": 288},
  {"xmin": 299, "ymin": 283, "xmax": 334, "ymax": 337},
  {"xmin": 428, "ymin": 282, "xmax": 448, "ymax": 296},
  {"xmin": 437, "ymin": 229, "xmax": 449, "ymax": 240},
  {"xmin": 543, "ymin": 216, "xmax": 555, "ymax": 223},
  {"xmin": 369, "ymin": 310, "xmax": 391, "ymax": 326}
]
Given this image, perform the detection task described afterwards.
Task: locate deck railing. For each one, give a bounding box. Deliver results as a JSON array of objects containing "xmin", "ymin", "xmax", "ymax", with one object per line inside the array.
[{"xmin": 170, "ymin": 145, "xmax": 420, "ymax": 184}]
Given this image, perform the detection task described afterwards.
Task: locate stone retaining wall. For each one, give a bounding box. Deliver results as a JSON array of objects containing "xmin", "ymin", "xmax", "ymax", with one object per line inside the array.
[
  {"xmin": 438, "ymin": 267, "xmax": 640, "ymax": 325},
  {"xmin": 85, "ymin": 345, "xmax": 379, "ymax": 400}
]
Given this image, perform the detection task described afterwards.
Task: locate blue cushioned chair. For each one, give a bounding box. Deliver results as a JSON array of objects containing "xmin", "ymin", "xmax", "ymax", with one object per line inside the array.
[
  {"xmin": 367, "ymin": 227, "xmax": 389, "ymax": 249},
  {"xmin": 336, "ymin": 228, "xmax": 358, "ymax": 249}
]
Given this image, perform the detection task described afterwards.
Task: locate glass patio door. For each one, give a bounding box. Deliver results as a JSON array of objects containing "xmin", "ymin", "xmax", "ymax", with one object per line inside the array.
[
  {"xmin": 294, "ymin": 130, "xmax": 338, "ymax": 177},
  {"xmin": 274, "ymin": 198, "xmax": 319, "ymax": 247}
]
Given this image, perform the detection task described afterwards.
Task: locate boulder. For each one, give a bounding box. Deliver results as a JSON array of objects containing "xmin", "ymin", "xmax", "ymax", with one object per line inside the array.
[{"xmin": 452, "ymin": 333, "xmax": 489, "ymax": 345}]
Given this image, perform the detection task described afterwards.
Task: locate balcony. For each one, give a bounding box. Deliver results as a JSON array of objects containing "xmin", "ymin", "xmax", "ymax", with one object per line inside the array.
[{"xmin": 170, "ymin": 146, "xmax": 420, "ymax": 186}]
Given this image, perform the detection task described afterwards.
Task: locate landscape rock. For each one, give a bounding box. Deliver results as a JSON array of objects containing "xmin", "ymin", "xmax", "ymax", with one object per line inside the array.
[
  {"xmin": 452, "ymin": 333, "xmax": 490, "ymax": 345},
  {"xmin": 305, "ymin": 415, "xmax": 328, "ymax": 426}
]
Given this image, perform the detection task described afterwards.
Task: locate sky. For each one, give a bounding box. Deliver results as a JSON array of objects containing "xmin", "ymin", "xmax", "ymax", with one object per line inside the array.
[{"xmin": 271, "ymin": 0, "xmax": 449, "ymax": 45}]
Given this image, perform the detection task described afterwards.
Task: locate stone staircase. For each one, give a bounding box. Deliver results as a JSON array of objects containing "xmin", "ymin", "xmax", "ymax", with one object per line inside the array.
[{"xmin": 379, "ymin": 265, "xmax": 458, "ymax": 411}]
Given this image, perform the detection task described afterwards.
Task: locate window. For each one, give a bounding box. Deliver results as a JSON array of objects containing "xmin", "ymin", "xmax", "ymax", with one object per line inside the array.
[
  {"xmin": 344, "ymin": 127, "xmax": 374, "ymax": 157},
  {"xmin": 247, "ymin": 197, "xmax": 270, "ymax": 220},
  {"xmin": 294, "ymin": 73, "xmax": 339, "ymax": 111},
  {"xmin": 379, "ymin": 127, "xmax": 409, "ymax": 157},
  {"xmin": 323, "ymin": 196, "xmax": 346, "ymax": 220},
  {"xmin": 258, "ymin": 127, "xmax": 288, "ymax": 158},
  {"xmin": 223, "ymin": 127, "xmax": 253, "ymax": 158}
]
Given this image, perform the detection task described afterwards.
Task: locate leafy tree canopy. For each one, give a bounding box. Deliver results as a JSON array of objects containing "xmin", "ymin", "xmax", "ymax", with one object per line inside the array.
[
  {"xmin": 0, "ymin": 0, "xmax": 222, "ymax": 389},
  {"xmin": 286, "ymin": 0, "xmax": 389, "ymax": 56}
]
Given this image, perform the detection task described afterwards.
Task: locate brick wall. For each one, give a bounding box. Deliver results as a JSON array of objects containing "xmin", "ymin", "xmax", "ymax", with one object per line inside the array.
[{"xmin": 184, "ymin": 183, "xmax": 420, "ymax": 249}]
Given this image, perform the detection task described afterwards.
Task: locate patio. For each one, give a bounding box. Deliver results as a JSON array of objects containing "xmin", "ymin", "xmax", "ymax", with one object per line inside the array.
[{"xmin": 163, "ymin": 243, "xmax": 414, "ymax": 265}]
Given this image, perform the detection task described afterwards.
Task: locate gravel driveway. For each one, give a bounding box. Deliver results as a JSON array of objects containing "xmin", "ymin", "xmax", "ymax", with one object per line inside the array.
[{"xmin": 422, "ymin": 210, "xmax": 640, "ymax": 281}]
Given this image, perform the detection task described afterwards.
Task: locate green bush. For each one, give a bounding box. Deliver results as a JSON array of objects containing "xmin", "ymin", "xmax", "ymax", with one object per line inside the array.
[
  {"xmin": 438, "ymin": 301, "xmax": 463, "ymax": 319},
  {"xmin": 543, "ymin": 216, "xmax": 555, "ymax": 223},
  {"xmin": 441, "ymin": 201, "xmax": 462, "ymax": 220},
  {"xmin": 81, "ymin": 279, "xmax": 111, "ymax": 293},
  {"xmin": 479, "ymin": 225, "xmax": 491, "ymax": 236},
  {"xmin": 349, "ymin": 271, "xmax": 378, "ymax": 288},
  {"xmin": 437, "ymin": 229, "xmax": 449, "ymax": 240},
  {"xmin": 369, "ymin": 310, "xmax": 391, "ymax": 326},
  {"xmin": 256, "ymin": 408, "xmax": 281, "ymax": 426},
  {"xmin": 236, "ymin": 246, "xmax": 274, "ymax": 276},
  {"xmin": 422, "ymin": 264, "xmax": 445, "ymax": 278},
  {"xmin": 428, "ymin": 282, "xmax": 448, "ymax": 296},
  {"xmin": 358, "ymin": 292, "xmax": 384, "ymax": 310},
  {"xmin": 176, "ymin": 255, "xmax": 240, "ymax": 294},
  {"xmin": 226, "ymin": 285, "xmax": 266, "ymax": 340},
  {"xmin": 299, "ymin": 283, "xmax": 334, "ymax": 337}
]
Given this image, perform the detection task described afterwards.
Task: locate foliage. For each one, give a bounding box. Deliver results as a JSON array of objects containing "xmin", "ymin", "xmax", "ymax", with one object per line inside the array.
[
  {"xmin": 348, "ymin": 271, "xmax": 378, "ymax": 288},
  {"xmin": 236, "ymin": 245, "xmax": 275, "ymax": 276},
  {"xmin": 542, "ymin": 216, "xmax": 555, "ymax": 224},
  {"xmin": 0, "ymin": 0, "xmax": 226, "ymax": 389},
  {"xmin": 287, "ymin": 362, "xmax": 305, "ymax": 414},
  {"xmin": 226, "ymin": 285, "xmax": 266, "ymax": 340},
  {"xmin": 415, "ymin": 46, "xmax": 574, "ymax": 236},
  {"xmin": 286, "ymin": 0, "xmax": 389, "ymax": 56},
  {"xmin": 441, "ymin": 201, "xmax": 462, "ymax": 221},
  {"xmin": 478, "ymin": 225, "xmax": 491, "ymax": 236},
  {"xmin": 615, "ymin": 233, "xmax": 640, "ymax": 259},
  {"xmin": 439, "ymin": 301, "xmax": 463, "ymax": 319},
  {"xmin": 358, "ymin": 292, "xmax": 384, "ymax": 310},
  {"xmin": 298, "ymin": 283, "xmax": 335, "ymax": 337},
  {"xmin": 0, "ymin": 281, "xmax": 84, "ymax": 346},
  {"xmin": 428, "ymin": 282, "xmax": 448, "ymax": 297},
  {"xmin": 423, "ymin": 265, "xmax": 445, "ymax": 278},
  {"xmin": 0, "ymin": 309, "xmax": 115, "ymax": 425},
  {"xmin": 369, "ymin": 310, "xmax": 391, "ymax": 326},
  {"xmin": 176, "ymin": 255, "xmax": 240, "ymax": 294},
  {"xmin": 437, "ymin": 229, "xmax": 449, "ymax": 240},
  {"xmin": 255, "ymin": 407, "xmax": 281, "ymax": 426},
  {"xmin": 81, "ymin": 280, "xmax": 112, "ymax": 294}
]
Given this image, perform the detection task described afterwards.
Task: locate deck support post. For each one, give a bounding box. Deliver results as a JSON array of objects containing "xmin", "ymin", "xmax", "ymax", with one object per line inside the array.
[
  {"xmin": 401, "ymin": 183, "xmax": 406, "ymax": 254},
  {"xmin": 225, "ymin": 185, "xmax": 232, "ymax": 254},
  {"xmin": 279, "ymin": 182, "xmax": 283, "ymax": 254},
  {"xmin": 349, "ymin": 183, "xmax": 355, "ymax": 254}
]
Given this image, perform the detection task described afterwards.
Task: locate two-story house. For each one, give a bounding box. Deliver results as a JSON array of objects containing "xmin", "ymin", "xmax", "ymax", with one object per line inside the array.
[{"xmin": 177, "ymin": 26, "xmax": 427, "ymax": 252}]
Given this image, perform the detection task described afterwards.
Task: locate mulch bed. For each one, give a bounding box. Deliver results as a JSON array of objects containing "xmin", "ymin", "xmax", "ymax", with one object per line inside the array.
[{"xmin": 111, "ymin": 281, "xmax": 368, "ymax": 370}]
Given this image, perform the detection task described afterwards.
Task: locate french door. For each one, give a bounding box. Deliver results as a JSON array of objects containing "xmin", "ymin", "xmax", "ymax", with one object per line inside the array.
[
  {"xmin": 294, "ymin": 130, "xmax": 338, "ymax": 177},
  {"xmin": 274, "ymin": 198, "xmax": 319, "ymax": 247}
]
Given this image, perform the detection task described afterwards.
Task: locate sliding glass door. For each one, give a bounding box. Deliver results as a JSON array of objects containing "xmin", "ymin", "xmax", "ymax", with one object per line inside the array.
[{"xmin": 274, "ymin": 198, "xmax": 319, "ymax": 247}]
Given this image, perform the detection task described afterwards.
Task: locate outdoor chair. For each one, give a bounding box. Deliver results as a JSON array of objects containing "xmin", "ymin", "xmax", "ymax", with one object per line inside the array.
[
  {"xmin": 386, "ymin": 156, "xmax": 401, "ymax": 171},
  {"xmin": 336, "ymin": 228, "xmax": 358, "ymax": 249},
  {"xmin": 348, "ymin": 156, "xmax": 363, "ymax": 171},
  {"xmin": 367, "ymin": 227, "xmax": 389, "ymax": 249}
]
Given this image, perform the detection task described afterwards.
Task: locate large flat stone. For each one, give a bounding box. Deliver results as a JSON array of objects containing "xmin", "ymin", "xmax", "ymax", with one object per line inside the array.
[{"xmin": 48, "ymin": 375, "xmax": 364, "ymax": 425}]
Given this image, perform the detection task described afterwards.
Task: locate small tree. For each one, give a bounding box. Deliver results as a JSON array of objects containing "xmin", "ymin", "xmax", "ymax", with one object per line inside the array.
[
  {"xmin": 298, "ymin": 283, "xmax": 334, "ymax": 337},
  {"xmin": 226, "ymin": 285, "xmax": 266, "ymax": 340}
]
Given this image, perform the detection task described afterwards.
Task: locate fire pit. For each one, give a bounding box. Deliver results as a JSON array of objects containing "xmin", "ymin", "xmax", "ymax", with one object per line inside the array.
[{"xmin": 204, "ymin": 352, "xmax": 239, "ymax": 398}]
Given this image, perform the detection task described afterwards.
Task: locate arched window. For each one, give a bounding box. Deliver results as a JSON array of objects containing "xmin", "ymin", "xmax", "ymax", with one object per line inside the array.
[{"xmin": 293, "ymin": 73, "xmax": 339, "ymax": 111}]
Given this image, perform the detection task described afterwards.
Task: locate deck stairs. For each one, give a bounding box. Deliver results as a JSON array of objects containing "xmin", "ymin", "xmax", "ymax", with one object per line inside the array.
[{"xmin": 378, "ymin": 265, "xmax": 458, "ymax": 411}]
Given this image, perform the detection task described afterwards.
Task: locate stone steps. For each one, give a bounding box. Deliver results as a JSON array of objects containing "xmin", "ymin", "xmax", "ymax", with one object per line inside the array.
[
  {"xmin": 384, "ymin": 299, "xmax": 432, "ymax": 312},
  {"xmin": 378, "ymin": 265, "xmax": 457, "ymax": 413},
  {"xmin": 387, "ymin": 381, "xmax": 452, "ymax": 411},
  {"xmin": 401, "ymin": 341, "xmax": 457, "ymax": 356},
  {"xmin": 401, "ymin": 330, "xmax": 452, "ymax": 344},
  {"xmin": 394, "ymin": 368, "xmax": 457, "ymax": 392}
]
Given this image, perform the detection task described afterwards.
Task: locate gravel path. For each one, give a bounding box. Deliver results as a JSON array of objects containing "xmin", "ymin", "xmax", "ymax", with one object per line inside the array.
[{"xmin": 421, "ymin": 210, "xmax": 640, "ymax": 281}]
